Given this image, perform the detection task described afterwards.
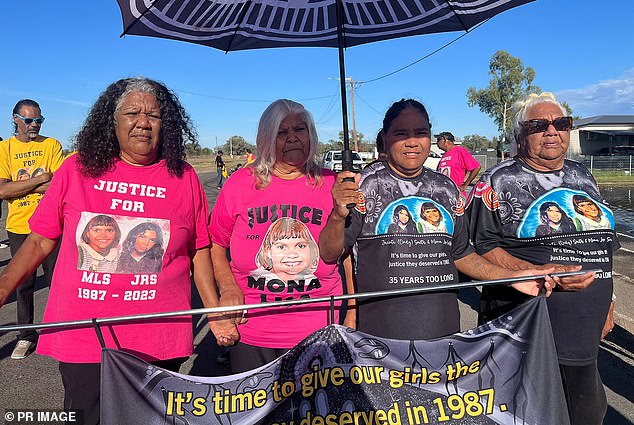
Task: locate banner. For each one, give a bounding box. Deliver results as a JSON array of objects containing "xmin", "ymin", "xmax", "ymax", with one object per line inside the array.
[{"xmin": 101, "ymin": 297, "xmax": 569, "ymax": 424}]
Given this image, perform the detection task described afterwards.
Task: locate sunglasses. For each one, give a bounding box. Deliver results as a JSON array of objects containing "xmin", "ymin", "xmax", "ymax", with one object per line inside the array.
[
  {"xmin": 521, "ymin": 116, "xmax": 572, "ymax": 135},
  {"xmin": 15, "ymin": 114, "xmax": 45, "ymax": 125}
]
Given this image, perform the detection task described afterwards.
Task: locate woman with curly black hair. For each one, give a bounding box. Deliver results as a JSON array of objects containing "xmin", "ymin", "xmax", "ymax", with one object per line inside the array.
[
  {"xmin": 74, "ymin": 77, "xmax": 194, "ymax": 177},
  {"xmin": 0, "ymin": 77, "xmax": 233, "ymax": 424}
]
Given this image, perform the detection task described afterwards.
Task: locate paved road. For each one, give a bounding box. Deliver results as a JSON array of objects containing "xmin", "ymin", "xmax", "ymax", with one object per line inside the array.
[{"xmin": 0, "ymin": 171, "xmax": 632, "ymax": 423}]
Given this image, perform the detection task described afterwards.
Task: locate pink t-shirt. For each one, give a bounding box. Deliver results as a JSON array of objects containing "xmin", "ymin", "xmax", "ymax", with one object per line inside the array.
[
  {"xmin": 31, "ymin": 156, "xmax": 210, "ymax": 363},
  {"xmin": 210, "ymin": 167, "xmax": 342, "ymax": 348},
  {"xmin": 437, "ymin": 146, "xmax": 481, "ymax": 195}
]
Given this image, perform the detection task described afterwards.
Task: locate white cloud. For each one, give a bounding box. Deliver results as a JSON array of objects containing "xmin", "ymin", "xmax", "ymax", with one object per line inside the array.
[{"xmin": 556, "ymin": 68, "xmax": 634, "ymax": 117}]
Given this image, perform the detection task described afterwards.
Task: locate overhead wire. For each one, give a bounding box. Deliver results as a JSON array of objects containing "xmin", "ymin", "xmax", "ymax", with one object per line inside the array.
[
  {"xmin": 315, "ymin": 86, "xmax": 342, "ymax": 124},
  {"xmin": 354, "ymin": 91, "xmax": 384, "ymax": 117},
  {"xmin": 174, "ymin": 89, "xmax": 337, "ymax": 103},
  {"xmin": 171, "ymin": 20, "xmax": 488, "ymax": 113},
  {"xmin": 359, "ymin": 20, "xmax": 489, "ymax": 85}
]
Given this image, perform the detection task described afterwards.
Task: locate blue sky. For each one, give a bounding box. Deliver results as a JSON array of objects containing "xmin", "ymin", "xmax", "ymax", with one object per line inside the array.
[{"xmin": 1, "ymin": 1, "xmax": 632, "ymax": 151}]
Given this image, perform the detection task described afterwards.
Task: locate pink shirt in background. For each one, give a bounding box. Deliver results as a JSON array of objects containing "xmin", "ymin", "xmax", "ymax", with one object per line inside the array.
[
  {"xmin": 210, "ymin": 167, "xmax": 342, "ymax": 349},
  {"xmin": 437, "ymin": 145, "xmax": 481, "ymax": 195},
  {"xmin": 31, "ymin": 155, "xmax": 210, "ymax": 363}
]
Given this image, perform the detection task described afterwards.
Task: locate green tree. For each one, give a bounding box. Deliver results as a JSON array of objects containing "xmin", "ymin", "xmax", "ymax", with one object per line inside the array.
[
  {"xmin": 467, "ymin": 50, "xmax": 540, "ymax": 157},
  {"xmin": 219, "ymin": 136, "xmax": 256, "ymax": 157},
  {"xmin": 185, "ymin": 143, "xmax": 201, "ymax": 156},
  {"xmin": 461, "ymin": 134, "xmax": 493, "ymax": 152},
  {"xmin": 561, "ymin": 101, "xmax": 581, "ymax": 121},
  {"xmin": 337, "ymin": 131, "xmax": 366, "ymax": 151},
  {"xmin": 318, "ymin": 141, "xmax": 344, "ymax": 155}
]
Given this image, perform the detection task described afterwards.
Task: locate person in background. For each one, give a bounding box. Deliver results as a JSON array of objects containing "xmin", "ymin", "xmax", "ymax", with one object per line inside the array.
[
  {"xmin": 210, "ymin": 99, "xmax": 354, "ymax": 373},
  {"xmin": 364, "ymin": 130, "xmax": 387, "ymax": 168},
  {"xmin": 0, "ymin": 136, "xmax": 4, "ymax": 248},
  {"xmin": 0, "ymin": 99, "xmax": 65, "ymax": 359},
  {"xmin": 319, "ymin": 98, "xmax": 556, "ymax": 342},
  {"xmin": 436, "ymin": 131, "xmax": 481, "ymax": 196},
  {"xmin": 467, "ymin": 92, "xmax": 614, "ymax": 425},
  {"xmin": 245, "ymin": 148, "xmax": 256, "ymax": 165},
  {"xmin": 215, "ymin": 150, "xmax": 225, "ymax": 189},
  {"xmin": 0, "ymin": 77, "xmax": 231, "ymax": 424}
]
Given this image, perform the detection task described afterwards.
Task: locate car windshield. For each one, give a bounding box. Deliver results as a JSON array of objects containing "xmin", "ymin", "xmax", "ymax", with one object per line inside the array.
[{"xmin": 333, "ymin": 152, "xmax": 361, "ymax": 160}]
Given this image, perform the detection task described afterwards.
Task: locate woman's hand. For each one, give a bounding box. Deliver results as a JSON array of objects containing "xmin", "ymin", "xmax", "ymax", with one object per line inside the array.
[
  {"xmin": 539, "ymin": 264, "xmax": 596, "ymax": 291},
  {"xmin": 208, "ymin": 285, "xmax": 247, "ymax": 345},
  {"xmin": 219, "ymin": 285, "xmax": 248, "ymax": 325},
  {"xmin": 601, "ymin": 301, "xmax": 615, "ymax": 339},
  {"xmin": 342, "ymin": 309, "xmax": 357, "ymax": 330},
  {"xmin": 508, "ymin": 266, "xmax": 557, "ymax": 297},
  {"xmin": 207, "ymin": 316, "xmax": 240, "ymax": 346},
  {"xmin": 331, "ymin": 171, "xmax": 361, "ymax": 220}
]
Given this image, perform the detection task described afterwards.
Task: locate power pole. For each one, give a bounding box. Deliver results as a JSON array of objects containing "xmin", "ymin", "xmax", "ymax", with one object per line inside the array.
[{"xmin": 348, "ymin": 77, "xmax": 359, "ymax": 152}]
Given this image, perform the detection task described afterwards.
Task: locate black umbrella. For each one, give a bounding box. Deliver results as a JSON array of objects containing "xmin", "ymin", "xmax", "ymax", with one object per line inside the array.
[{"xmin": 116, "ymin": 0, "xmax": 533, "ymax": 169}]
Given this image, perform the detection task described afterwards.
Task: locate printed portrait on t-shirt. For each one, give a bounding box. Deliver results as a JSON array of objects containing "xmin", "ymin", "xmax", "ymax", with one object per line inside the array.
[
  {"xmin": 517, "ymin": 189, "xmax": 614, "ymax": 238},
  {"xmin": 533, "ymin": 201, "xmax": 575, "ymax": 237},
  {"xmin": 31, "ymin": 167, "xmax": 46, "ymax": 178},
  {"xmin": 416, "ymin": 201, "xmax": 449, "ymax": 234},
  {"xmin": 16, "ymin": 168, "xmax": 30, "ymax": 181},
  {"xmin": 386, "ymin": 204, "xmax": 417, "ymax": 234},
  {"xmin": 116, "ymin": 222, "xmax": 165, "ymax": 274},
  {"xmin": 376, "ymin": 196, "xmax": 454, "ymax": 236},
  {"xmin": 570, "ymin": 194, "xmax": 613, "ymax": 231},
  {"xmin": 254, "ymin": 217, "xmax": 319, "ymax": 282},
  {"xmin": 76, "ymin": 212, "xmax": 170, "ymax": 274}
]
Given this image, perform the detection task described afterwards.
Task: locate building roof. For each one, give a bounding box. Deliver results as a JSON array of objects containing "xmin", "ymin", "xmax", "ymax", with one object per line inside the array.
[{"xmin": 574, "ymin": 115, "xmax": 634, "ymax": 127}]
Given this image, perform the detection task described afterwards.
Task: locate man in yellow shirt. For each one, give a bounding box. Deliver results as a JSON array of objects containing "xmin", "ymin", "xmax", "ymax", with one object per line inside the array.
[{"xmin": 0, "ymin": 99, "xmax": 65, "ymax": 359}]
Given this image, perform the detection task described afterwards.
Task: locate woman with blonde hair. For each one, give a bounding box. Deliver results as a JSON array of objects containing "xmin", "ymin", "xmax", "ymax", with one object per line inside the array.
[{"xmin": 210, "ymin": 99, "xmax": 353, "ymax": 373}]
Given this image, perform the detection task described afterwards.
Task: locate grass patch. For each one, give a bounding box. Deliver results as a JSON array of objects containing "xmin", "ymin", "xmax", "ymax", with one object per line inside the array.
[
  {"xmin": 187, "ymin": 156, "xmax": 244, "ymax": 174},
  {"xmin": 592, "ymin": 170, "xmax": 634, "ymax": 186},
  {"xmin": 188, "ymin": 156, "xmax": 634, "ymax": 187}
]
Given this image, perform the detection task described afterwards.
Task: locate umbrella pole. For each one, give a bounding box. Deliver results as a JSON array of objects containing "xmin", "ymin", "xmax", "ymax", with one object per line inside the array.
[{"xmin": 335, "ymin": 0, "xmax": 353, "ymax": 172}]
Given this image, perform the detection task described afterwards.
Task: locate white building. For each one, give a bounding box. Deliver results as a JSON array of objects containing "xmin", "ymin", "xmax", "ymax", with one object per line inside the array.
[{"xmin": 569, "ymin": 115, "xmax": 634, "ymax": 158}]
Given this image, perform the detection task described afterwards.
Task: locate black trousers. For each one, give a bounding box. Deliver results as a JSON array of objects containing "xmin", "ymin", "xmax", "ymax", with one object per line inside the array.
[
  {"xmin": 230, "ymin": 342, "xmax": 289, "ymax": 374},
  {"xmin": 8, "ymin": 231, "xmax": 59, "ymax": 342},
  {"xmin": 559, "ymin": 362, "xmax": 607, "ymax": 425},
  {"xmin": 59, "ymin": 358, "xmax": 186, "ymax": 425}
]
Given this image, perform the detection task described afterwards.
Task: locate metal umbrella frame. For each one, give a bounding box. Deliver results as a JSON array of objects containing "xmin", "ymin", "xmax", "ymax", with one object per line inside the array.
[{"xmin": 116, "ymin": 0, "xmax": 533, "ymax": 169}]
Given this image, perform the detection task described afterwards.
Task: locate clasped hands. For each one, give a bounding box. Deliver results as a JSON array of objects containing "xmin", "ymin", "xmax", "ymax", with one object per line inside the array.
[{"xmin": 207, "ymin": 287, "xmax": 247, "ymax": 346}]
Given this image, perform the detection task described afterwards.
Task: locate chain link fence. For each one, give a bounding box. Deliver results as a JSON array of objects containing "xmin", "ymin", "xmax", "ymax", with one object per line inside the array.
[{"xmin": 579, "ymin": 155, "xmax": 633, "ymax": 175}]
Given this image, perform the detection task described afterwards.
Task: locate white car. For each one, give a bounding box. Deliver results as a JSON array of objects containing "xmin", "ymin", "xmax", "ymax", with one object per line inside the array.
[
  {"xmin": 322, "ymin": 150, "xmax": 365, "ymax": 172},
  {"xmin": 424, "ymin": 149, "xmax": 443, "ymax": 170}
]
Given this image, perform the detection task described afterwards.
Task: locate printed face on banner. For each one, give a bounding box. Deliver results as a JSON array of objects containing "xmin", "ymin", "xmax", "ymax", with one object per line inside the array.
[{"xmin": 76, "ymin": 212, "xmax": 170, "ymax": 274}]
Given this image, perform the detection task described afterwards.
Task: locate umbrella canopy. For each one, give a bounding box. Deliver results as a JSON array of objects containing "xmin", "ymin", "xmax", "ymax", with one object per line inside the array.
[{"xmin": 116, "ymin": 0, "xmax": 533, "ymax": 160}]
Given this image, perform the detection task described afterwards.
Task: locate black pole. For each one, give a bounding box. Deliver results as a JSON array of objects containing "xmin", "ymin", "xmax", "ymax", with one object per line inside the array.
[{"xmin": 335, "ymin": 0, "xmax": 353, "ymax": 172}]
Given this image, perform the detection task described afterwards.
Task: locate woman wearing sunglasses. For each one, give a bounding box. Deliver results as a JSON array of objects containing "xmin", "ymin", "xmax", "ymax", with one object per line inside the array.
[{"xmin": 468, "ymin": 92, "xmax": 617, "ymax": 425}]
